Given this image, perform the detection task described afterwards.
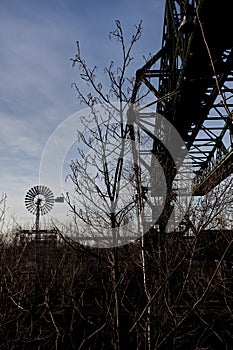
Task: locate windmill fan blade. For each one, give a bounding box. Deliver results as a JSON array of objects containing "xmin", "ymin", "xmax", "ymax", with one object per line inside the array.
[
  {"xmin": 44, "ymin": 188, "xmax": 52, "ymax": 199},
  {"xmin": 42, "ymin": 185, "xmax": 47, "ymax": 194},
  {"xmin": 36, "ymin": 186, "xmax": 40, "ymax": 195},
  {"xmin": 31, "ymin": 187, "xmax": 38, "ymax": 197},
  {"xmin": 25, "ymin": 191, "xmax": 34, "ymax": 199},
  {"xmin": 27, "ymin": 189, "xmax": 36, "ymax": 198}
]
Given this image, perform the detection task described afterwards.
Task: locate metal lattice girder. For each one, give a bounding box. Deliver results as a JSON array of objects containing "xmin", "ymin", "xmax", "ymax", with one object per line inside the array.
[{"xmin": 131, "ymin": 0, "xmax": 233, "ymax": 196}]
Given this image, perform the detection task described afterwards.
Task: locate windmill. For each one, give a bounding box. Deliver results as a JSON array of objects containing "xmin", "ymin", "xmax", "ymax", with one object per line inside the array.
[{"xmin": 25, "ymin": 185, "xmax": 55, "ymax": 240}]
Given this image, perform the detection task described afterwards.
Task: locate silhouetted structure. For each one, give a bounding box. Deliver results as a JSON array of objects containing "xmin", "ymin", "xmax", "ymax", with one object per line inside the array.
[{"xmin": 131, "ymin": 0, "xmax": 233, "ymax": 197}]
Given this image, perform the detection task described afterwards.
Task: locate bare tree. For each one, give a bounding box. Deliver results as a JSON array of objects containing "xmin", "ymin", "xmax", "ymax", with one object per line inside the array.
[{"xmin": 67, "ymin": 20, "xmax": 145, "ymax": 350}]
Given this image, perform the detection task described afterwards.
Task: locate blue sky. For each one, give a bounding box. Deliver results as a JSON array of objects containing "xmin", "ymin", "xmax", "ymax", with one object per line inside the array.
[{"xmin": 0, "ymin": 0, "xmax": 164, "ymax": 228}]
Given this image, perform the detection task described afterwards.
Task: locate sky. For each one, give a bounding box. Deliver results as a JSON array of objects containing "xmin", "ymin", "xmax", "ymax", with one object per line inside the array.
[{"xmin": 0, "ymin": 0, "xmax": 164, "ymax": 229}]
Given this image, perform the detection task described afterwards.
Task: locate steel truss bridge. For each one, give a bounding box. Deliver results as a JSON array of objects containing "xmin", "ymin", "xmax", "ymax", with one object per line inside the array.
[{"xmin": 131, "ymin": 0, "xmax": 233, "ymax": 200}]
